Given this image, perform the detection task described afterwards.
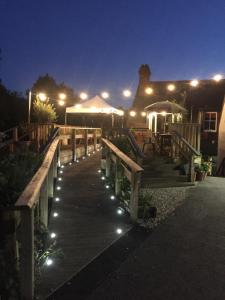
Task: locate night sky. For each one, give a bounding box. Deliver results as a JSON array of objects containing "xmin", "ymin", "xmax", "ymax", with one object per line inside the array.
[{"xmin": 1, "ymin": 0, "xmax": 225, "ymax": 107}]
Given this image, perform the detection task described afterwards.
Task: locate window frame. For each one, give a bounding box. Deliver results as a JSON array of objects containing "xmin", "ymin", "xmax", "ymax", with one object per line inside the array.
[{"xmin": 203, "ymin": 111, "xmax": 217, "ymax": 132}]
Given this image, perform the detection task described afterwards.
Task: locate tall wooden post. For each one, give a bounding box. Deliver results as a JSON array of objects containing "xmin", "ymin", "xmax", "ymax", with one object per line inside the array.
[
  {"xmin": 105, "ymin": 150, "xmax": 111, "ymax": 178},
  {"xmin": 130, "ymin": 172, "xmax": 141, "ymax": 221},
  {"xmin": 72, "ymin": 129, "xmax": 76, "ymax": 161},
  {"xmin": 20, "ymin": 208, "xmax": 34, "ymax": 300},
  {"xmin": 39, "ymin": 178, "xmax": 48, "ymax": 227},
  {"xmin": 196, "ymin": 125, "xmax": 201, "ymax": 152},
  {"xmin": 94, "ymin": 130, "xmax": 97, "ymax": 151},
  {"xmin": 188, "ymin": 155, "xmax": 195, "ymax": 182},
  {"xmin": 84, "ymin": 129, "xmax": 88, "ymax": 156},
  {"xmin": 115, "ymin": 158, "xmax": 122, "ymax": 196},
  {"xmin": 48, "ymin": 162, "xmax": 54, "ymax": 199}
]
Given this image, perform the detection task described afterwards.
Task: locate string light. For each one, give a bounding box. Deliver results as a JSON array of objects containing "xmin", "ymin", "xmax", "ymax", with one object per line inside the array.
[
  {"xmin": 98, "ymin": 169, "xmax": 101, "ymax": 173},
  {"xmin": 38, "ymin": 93, "xmax": 47, "ymax": 101},
  {"xmin": 58, "ymin": 177, "xmax": 62, "ymax": 181},
  {"xmin": 105, "ymin": 185, "xmax": 110, "ymax": 189},
  {"xmin": 141, "ymin": 112, "xmax": 146, "ymax": 117},
  {"xmin": 190, "ymin": 79, "xmax": 199, "ymax": 87},
  {"xmin": 59, "ymin": 93, "xmax": 66, "ymax": 100},
  {"xmin": 56, "ymin": 186, "xmax": 61, "ymax": 190},
  {"xmin": 50, "ymin": 232, "xmax": 57, "ymax": 238},
  {"xmin": 55, "ymin": 197, "xmax": 60, "ymax": 202},
  {"xmin": 145, "ymin": 87, "xmax": 153, "ymax": 95},
  {"xmin": 129, "ymin": 111, "xmax": 136, "ymax": 117},
  {"xmin": 161, "ymin": 111, "xmax": 167, "ymax": 116},
  {"xmin": 101, "ymin": 92, "xmax": 109, "ymax": 99},
  {"xmin": 59, "ymin": 170, "xmax": 63, "ymax": 174},
  {"xmin": 76, "ymin": 160, "xmax": 79, "ymax": 163},
  {"xmin": 53, "ymin": 212, "xmax": 58, "ymax": 217},
  {"xmin": 123, "ymin": 89, "xmax": 132, "ymax": 97},
  {"xmin": 80, "ymin": 92, "xmax": 88, "ymax": 100},
  {"xmin": 116, "ymin": 228, "xmax": 123, "ymax": 234},
  {"xmin": 167, "ymin": 84, "xmax": 176, "ymax": 91},
  {"xmin": 61, "ymin": 165, "xmax": 64, "ymax": 169},
  {"xmin": 101, "ymin": 176, "xmax": 106, "ymax": 180},
  {"xmin": 58, "ymin": 100, "xmax": 65, "ymax": 106},
  {"xmin": 213, "ymin": 74, "xmax": 223, "ymax": 82},
  {"xmin": 110, "ymin": 195, "xmax": 115, "ymax": 200},
  {"xmin": 69, "ymin": 162, "xmax": 72, "ymax": 165}
]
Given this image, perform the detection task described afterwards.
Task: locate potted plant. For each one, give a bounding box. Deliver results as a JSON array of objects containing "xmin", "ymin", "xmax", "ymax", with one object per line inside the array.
[{"xmin": 195, "ymin": 163, "xmax": 210, "ymax": 181}]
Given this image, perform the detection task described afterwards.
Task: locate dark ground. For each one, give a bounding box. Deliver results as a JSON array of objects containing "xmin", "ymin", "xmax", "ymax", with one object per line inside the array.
[{"xmin": 86, "ymin": 177, "xmax": 225, "ymax": 300}]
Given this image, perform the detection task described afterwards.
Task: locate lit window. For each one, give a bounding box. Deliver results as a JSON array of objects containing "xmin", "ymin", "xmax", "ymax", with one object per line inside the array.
[{"xmin": 203, "ymin": 112, "xmax": 217, "ymax": 132}]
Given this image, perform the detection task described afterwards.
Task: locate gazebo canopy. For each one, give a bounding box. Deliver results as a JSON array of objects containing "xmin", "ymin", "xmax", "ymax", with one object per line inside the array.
[
  {"xmin": 66, "ymin": 95, "xmax": 123, "ymax": 115},
  {"xmin": 144, "ymin": 100, "xmax": 187, "ymax": 114}
]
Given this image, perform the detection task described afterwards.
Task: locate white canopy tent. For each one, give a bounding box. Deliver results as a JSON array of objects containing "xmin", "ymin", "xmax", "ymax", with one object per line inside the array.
[{"xmin": 65, "ymin": 95, "xmax": 124, "ymax": 125}]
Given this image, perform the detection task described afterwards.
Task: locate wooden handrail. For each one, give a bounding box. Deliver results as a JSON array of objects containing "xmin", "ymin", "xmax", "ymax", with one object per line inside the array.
[
  {"xmin": 172, "ymin": 131, "xmax": 201, "ymax": 157},
  {"xmin": 15, "ymin": 136, "xmax": 60, "ymax": 208},
  {"xmin": 102, "ymin": 138, "xmax": 143, "ymax": 173}
]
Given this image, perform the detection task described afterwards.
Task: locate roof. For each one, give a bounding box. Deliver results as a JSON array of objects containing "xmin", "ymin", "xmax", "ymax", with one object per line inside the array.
[{"xmin": 66, "ymin": 95, "xmax": 123, "ymax": 115}]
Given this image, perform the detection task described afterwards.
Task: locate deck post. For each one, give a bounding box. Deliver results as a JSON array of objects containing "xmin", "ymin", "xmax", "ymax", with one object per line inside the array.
[
  {"xmin": 130, "ymin": 172, "xmax": 141, "ymax": 221},
  {"xmin": 40, "ymin": 177, "xmax": 49, "ymax": 227},
  {"xmin": 189, "ymin": 155, "xmax": 195, "ymax": 182},
  {"xmin": 84, "ymin": 129, "xmax": 88, "ymax": 156},
  {"xmin": 72, "ymin": 129, "xmax": 77, "ymax": 162},
  {"xmin": 20, "ymin": 208, "xmax": 34, "ymax": 300},
  {"xmin": 48, "ymin": 162, "xmax": 54, "ymax": 199},
  {"xmin": 196, "ymin": 125, "xmax": 201, "ymax": 152},
  {"xmin": 105, "ymin": 149, "xmax": 111, "ymax": 177},
  {"xmin": 115, "ymin": 158, "xmax": 122, "ymax": 196},
  {"xmin": 94, "ymin": 129, "xmax": 97, "ymax": 151}
]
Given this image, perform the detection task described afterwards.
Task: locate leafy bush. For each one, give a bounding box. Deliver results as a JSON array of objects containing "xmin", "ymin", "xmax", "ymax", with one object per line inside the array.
[
  {"xmin": 0, "ymin": 151, "xmax": 42, "ymax": 206},
  {"xmin": 110, "ymin": 136, "xmax": 132, "ymax": 155},
  {"xmin": 33, "ymin": 97, "xmax": 57, "ymax": 123}
]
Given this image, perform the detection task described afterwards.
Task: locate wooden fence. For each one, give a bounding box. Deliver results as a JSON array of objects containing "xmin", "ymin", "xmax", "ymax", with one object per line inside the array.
[{"xmin": 102, "ymin": 138, "xmax": 143, "ymax": 221}]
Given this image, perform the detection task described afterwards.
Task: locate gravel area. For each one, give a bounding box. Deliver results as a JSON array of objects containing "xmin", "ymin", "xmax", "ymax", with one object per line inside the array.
[{"xmin": 139, "ymin": 186, "xmax": 190, "ymax": 228}]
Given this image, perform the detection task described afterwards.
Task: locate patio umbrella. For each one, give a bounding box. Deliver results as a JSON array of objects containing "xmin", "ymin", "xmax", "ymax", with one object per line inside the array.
[{"xmin": 144, "ymin": 100, "xmax": 187, "ymax": 114}]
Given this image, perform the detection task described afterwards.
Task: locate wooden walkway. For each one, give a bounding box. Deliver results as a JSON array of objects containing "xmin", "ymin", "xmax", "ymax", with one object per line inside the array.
[{"xmin": 37, "ymin": 152, "xmax": 132, "ymax": 299}]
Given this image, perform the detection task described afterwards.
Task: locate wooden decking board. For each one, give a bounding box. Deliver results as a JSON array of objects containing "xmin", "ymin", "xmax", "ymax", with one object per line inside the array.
[{"xmin": 37, "ymin": 152, "xmax": 131, "ymax": 299}]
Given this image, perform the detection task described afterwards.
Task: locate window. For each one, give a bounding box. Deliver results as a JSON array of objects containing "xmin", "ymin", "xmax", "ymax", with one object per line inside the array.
[{"xmin": 203, "ymin": 112, "xmax": 217, "ymax": 132}]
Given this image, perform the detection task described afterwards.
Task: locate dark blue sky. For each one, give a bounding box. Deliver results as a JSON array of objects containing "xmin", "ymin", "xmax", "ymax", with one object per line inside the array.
[{"xmin": 1, "ymin": 0, "xmax": 225, "ymax": 106}]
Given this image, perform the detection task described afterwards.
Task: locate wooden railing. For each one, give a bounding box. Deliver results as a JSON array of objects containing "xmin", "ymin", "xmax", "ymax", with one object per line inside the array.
[
  {"xmin": 171, "ymin": 131, "xmax": 201, "ymax": 182},
  {"xmin": 15, "ymin": 130, "xmax": 60, "ymax": 300},
  {"xmin": 1, "ymin": 126, "xmax": 102, "ymax": 299},
  {"xmin": 168, "ymin": 123, "xmax": 201, "ymax": 152},
  {"xmin": 102, "ymin": 138, "xmax": 143, "ymax": 221},
  {"xmin": 0, "ymin": 123, "xmax": 54, "ymax": 154}
]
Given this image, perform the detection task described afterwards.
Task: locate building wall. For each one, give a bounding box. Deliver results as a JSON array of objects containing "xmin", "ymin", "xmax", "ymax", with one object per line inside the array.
[{"xmin": 217, "ymin": 100, "xmax": 225, "ymax": 169}]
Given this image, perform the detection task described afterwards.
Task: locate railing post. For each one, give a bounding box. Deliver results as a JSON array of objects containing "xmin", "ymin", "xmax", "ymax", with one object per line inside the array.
[
  {"xmin": 84, "ymin": 129, "xmax": 88, "ymax": 156},
  {"xmin": 39, "ymin": 177, "xmax": 48, "ymax": 227},
  {"xmin": 20, "ymin": 208, "xmax": 34, "ymax": 300},
  {"xmin": 72, "ymin": 129, "xmax": 76, "ymax": 162},
  {"xmin": 130, "ymin": 172, "xmax": 141, "ymax": 221},
  {"xmin": 115, "ymin": 158, "xmax": 122, "ymax": 196},
  {"xmin": 196, "ymin": 124, "xmax": 201, "ymax": 152},
  {"xmin": 48, "ymin": 162, "xmax": 54, "ymax": 199},
  {"xmin": 94, "ymin": 129, "xmax": 97, "ymax": 151},
  {"xmin": 189, "ymin": 155, "xmax": 195, "ymax": 182},
  {"xmin": 105, "ymin": 149, "xmax": 111, "ymax": 178}
]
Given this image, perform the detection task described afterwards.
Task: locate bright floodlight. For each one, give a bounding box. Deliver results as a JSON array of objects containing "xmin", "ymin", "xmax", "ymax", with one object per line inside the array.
[
  {"xmin": 167, "ymin": 84, "xmax": 175, "ymax": 91},
  {"xmin": 38, "ymin": 93, "xmax": 47, "ymax": 101},
  {"xmin": 116, "ymin": 228, "xmax": 123, "ymax": 234},
  {"xmin": 141, "ymin": 112, "xmax": 146, "ymax": 117},
  {"xmin": 101, "ymin": 92, "xmax": 109, "ymax": 99},
  {"xmin": 129, "ymin": 110, "xmax": 136, "ymax": 117},
  {"xmin": 59, "ymin": 93, "xmax": 66, "ymax": 100},
  {"xmin": 50, "ymin": 232, "xmax": 56, "ymax": 238},
  {"xmin": 145, "ymin": 87, "xmax": 153, "ymax": 95},
  {"xmin": 190, "ymin": 80, "xmax": 199, "ymax": 87},
  {"xmin": 80, "ymin": 92, "xmax": 88, "ymax": 100},
  {"xmin": 58, "ymin": 100, "xmax": 65, "ymax": 106},
  {"xmin": 123, "ymin": 89, "xmax": 132, "ymax": 97},
  {"xmin": 45, "ymin": 258, "xmax": 53, "ymax": 266},
  {"xmin": 213, "ymin": 74, "xmax": 223, "ymax": 82}
]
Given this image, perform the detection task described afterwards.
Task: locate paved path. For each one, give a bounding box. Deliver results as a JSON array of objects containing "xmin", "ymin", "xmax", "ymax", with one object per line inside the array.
[
  {"xmin": 37, "ymin": 152, "xmax": 131, "ymax": 299},
  {"xmin": 87, "ymin": 177, "xmax": 225, "ymax": 300}
]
